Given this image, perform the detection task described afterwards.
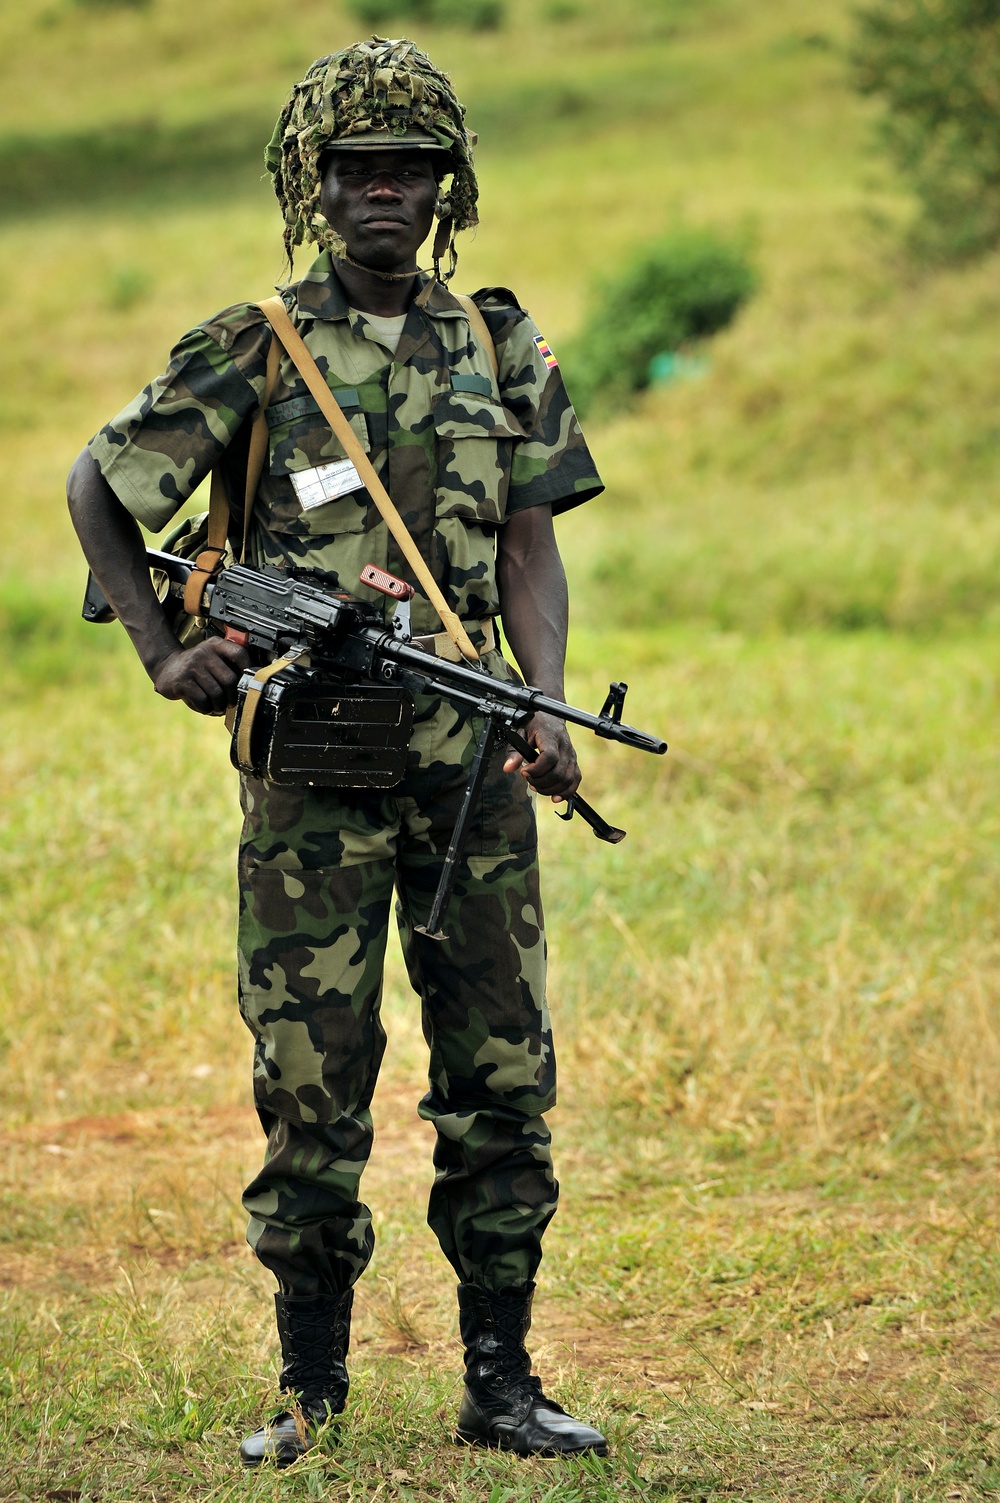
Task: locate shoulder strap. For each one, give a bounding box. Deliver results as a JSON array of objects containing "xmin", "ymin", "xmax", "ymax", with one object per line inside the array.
[
  {"xmin": 182, "ymin": 325, "xmax": 282, "ymax": 616},
  {"xmin": 241, "ymin": 330, "xmax": 282, "ymax": 562},
  {"xmin": 453, "ymin": 293, "xmax": 498, "ymax": 379},
  {"xmin": 256, "ymin": 295, "xmax": 480, "ymax": 664}
]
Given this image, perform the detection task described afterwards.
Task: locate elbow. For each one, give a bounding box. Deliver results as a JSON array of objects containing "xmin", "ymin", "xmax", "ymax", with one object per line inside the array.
[
  {"xmin": 67, "ymin": 448, "xmax": 119, "ymax": 536},
  {"xmin": 66, "ymin": 449, "xmax": 91, "ymax": 522}
]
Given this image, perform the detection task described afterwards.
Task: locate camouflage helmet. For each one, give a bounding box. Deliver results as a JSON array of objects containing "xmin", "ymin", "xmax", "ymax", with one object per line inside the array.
[{"xmin": 265, "ymin": 36, "xmax": 479, "ymax": 280}]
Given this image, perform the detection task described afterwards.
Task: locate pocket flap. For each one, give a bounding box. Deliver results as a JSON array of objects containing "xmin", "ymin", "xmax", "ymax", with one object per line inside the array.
[
  {"xmin": 266, "ymin": 388, "xmax": 360, "ymax": 429},
  {"xmin": 269, "ymin": 407, "xmax": 370, "ymax": 477},
  {"xmin": 433, "ymin": 392, "xmax": 525, "ymax": 441}
]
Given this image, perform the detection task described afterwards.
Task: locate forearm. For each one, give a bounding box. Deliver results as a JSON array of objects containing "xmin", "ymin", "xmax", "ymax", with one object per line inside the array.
[
  {"xmin": 67, "ymin": 448, "xmax": 182, "ymax": 680},
  {"xmin": 68, "ymin": 449, "xmax": 250, "ymax": 713},
  {"xmin": 496, "ymin": 506, "xmax": 569, "ymax": 698},
  {"xmin": 495, "ymin": 504, "xmax": 580, "ymax": 798}
]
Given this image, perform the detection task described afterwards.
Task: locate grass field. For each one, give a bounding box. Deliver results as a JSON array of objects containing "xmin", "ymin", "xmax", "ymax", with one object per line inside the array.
[{"xmin": 3, "ymin": 0, "xmax": 1000, "ymax": 1498}]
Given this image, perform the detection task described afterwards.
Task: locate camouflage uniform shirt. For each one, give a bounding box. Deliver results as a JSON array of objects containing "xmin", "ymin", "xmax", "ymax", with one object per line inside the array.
[{"xmin": 88, "ymin": 252, "xmax": 603, "ymax": 633}]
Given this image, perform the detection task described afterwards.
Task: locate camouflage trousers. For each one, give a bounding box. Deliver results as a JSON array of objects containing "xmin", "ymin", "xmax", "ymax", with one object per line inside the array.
[{"xmin": 236, "ymin": 666, "xmax": 558, "ymax": 1297}]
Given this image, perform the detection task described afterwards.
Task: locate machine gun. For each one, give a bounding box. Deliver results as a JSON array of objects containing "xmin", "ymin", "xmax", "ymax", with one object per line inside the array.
[{"xmin": 83, "ymin": 553, "xmax": 667, "ymax": 939}]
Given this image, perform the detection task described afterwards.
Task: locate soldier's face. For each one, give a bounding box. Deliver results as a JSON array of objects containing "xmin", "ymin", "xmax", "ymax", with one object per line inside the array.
[{"xmin": 320, "ymin": 150, "xmax": 439, "ymax": 270}]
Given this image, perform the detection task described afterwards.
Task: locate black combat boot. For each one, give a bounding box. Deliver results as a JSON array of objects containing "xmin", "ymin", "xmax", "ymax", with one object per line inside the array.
[
  {"xmin": 239, "ymin": 1289, "xmax": 353, "ymax": 1468},
  {"xmin": 455, "ymin": 1282, "xmax": 608, "ymax": 1457}
]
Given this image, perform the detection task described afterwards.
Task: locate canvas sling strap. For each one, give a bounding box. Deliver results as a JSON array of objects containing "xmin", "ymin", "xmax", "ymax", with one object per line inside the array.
[
  {"xmin": 453, "ymin": 293, "xmax": 499, "ymax": 380},
  {"xmin": 256, "ymin": 294, "xmax": 482, "ymax": 665},
  {"xmin": 181, "ymin": 331, "xmax": 283, "ymax": 619}
]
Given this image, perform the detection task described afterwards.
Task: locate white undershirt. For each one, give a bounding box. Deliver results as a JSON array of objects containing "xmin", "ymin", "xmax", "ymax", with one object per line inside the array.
[{"xmin": 354, "ymin": 309, "xmax": 408, "ymax": 356}]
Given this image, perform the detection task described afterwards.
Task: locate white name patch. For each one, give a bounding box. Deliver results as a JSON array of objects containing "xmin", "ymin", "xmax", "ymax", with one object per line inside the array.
[{"xmin": 291, "ymin": 458, "xmax": 364, "ymax": 510}]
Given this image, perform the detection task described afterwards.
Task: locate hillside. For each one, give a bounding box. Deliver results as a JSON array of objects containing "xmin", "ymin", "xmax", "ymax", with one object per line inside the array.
[{"xmin": 5, "ymin": 0, "xmax": 1000, "ymax": 637}]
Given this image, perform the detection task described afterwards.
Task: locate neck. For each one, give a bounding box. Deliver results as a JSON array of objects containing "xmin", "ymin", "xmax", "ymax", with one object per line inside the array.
[{"xmin": 333, "ymin": 255, "xmax": 420, "ymax": 316}]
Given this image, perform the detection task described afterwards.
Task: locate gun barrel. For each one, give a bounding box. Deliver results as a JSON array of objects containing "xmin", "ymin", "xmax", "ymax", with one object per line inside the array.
[{"xmin": 370, "ymin": 631, "xmax": 668, "ymax": 756}]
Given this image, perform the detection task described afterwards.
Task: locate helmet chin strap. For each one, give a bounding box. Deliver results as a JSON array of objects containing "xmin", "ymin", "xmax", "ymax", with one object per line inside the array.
[
  {"xmin": 431, "ymin": 212, "xmax": 457, "ymax": 284},
  {"xmin": 336, "ymin": 212, "xmax": 456, "ymax": 286},
  {"xmin": 337, "ymin": 253, "xmax": 426, "ymax": 282}
]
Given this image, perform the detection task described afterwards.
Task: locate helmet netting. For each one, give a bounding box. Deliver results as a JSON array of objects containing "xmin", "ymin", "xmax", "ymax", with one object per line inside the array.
[{"xmin": 265, "ymin": 36, "xmax": 478, "ymax": 278}]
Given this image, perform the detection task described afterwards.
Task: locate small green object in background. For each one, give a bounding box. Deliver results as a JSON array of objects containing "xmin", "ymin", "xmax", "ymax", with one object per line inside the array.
[{"xmin": 647, "ymin": 351, "xmax": 710, "ymax": 387}]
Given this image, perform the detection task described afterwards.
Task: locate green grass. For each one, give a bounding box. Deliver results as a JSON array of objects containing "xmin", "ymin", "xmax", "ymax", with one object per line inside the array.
[
  {"xmin": 3, "ymin": 622, "xmax": 1000, "ymax": 1497},
  {"xmin": 5, "ymin": 1295, "xmax": 998, "ymax": 1502},
  {"xmin": 4, "ymin": 0, "xmax": 1000, "ymax": 1495}
]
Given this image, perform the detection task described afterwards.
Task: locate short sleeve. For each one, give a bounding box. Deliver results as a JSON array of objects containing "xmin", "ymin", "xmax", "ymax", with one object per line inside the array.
[
  {"xmin": 474, "ymin": 290, "xmax": 604, "ymax": 517},
  {"xmin": 87, "ymin": 305, "xmax": 272, "ymax": 533}
]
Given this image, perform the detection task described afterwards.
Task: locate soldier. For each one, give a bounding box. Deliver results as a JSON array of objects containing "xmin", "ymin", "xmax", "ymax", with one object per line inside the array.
[{"xmin": 67, "ymin": 37, "xmax": 607, "ymax": 1466}]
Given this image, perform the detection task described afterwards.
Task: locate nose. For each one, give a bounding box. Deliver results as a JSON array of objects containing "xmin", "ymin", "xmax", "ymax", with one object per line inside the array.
[{"xmin": 366, "ymin": 172, "xmax": 404, "ymax": 200}]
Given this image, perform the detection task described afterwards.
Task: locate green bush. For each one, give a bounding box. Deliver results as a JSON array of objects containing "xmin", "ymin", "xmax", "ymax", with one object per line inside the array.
[
  {"xmin": 852, "ymin": 0, "xmax": 1000, "ymax": 261},
  {"xmin": 431, "ymin": 0, "xmax": 503, "ymax": 28},
  {"xmin": 345, "ymin": 0, "xmax": 504, "ymax": 28},
  {"xmin": 561, "ymin": 229, "xmax": 756, "ymax": 416},
  {"xmin": 345, "ymin": 0, "xmax": 420, "ymax": 25}
]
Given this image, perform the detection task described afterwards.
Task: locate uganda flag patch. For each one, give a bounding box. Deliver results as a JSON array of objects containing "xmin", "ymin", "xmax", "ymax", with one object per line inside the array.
[{"xmin": 533, "ymin": 333, "xmax": 559, "ymax": 369}]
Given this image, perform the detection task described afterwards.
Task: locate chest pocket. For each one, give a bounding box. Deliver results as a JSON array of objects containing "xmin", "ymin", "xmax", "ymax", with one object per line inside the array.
[
  {"xmin": 433, "ymin": 391, "xmax": 525, "ymax": 526},
  {"xmin": 264, "ymin": 389, "xmax": 372, "ymax": 536}
]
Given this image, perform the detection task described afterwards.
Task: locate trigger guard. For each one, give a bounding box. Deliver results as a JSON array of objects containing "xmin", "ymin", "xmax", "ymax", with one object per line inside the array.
[{"xmin": 554, "ymin": 797, "xmax": 575, "ymax": 822}]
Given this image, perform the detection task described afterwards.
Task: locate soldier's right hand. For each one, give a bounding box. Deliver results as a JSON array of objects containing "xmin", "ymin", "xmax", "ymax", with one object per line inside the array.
[{"xmin": 151, "ymin": 638, "xmax": 250, "ymax": 715}]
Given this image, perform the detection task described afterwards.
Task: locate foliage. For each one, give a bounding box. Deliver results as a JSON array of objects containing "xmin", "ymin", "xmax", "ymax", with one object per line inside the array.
[
  {"xmin": 432, "ymin": 0, "xmax": 504, "ymax": 28},
  {"xmin": 344, "ymin": 0, "xmax": 409, "ymax": 25},
  {"xmin": 853, "ymin": 0, "xmax": 1000, "ymax": 259},
  {"xmin": 561, "ymin": 230, "xmax": 756, "ymax": 414},
  {"xmin": 345, "ymin": 0, "xmax": 504, "ymax": 30}
]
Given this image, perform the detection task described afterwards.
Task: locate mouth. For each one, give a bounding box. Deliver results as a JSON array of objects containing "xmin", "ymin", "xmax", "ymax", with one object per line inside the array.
[{"xmin": 362, "ymin": 215, "xmax": 409, "ymax": 229}]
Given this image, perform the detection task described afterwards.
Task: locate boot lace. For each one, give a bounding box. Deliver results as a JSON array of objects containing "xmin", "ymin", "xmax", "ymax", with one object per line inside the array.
[{"xmin": 278, "ymin": 1294, "xmax": 352, "ymax": 1406}]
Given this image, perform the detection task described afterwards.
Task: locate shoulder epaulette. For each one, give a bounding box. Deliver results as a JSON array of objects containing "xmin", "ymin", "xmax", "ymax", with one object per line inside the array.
[{"xmin": 470, "ymin": 286, "xmax": 525, "ymax": 313}]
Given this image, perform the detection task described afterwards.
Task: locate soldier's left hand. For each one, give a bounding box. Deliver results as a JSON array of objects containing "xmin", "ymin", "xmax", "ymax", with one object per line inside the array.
[{"xmin": 503, "ymin": 712, "xmax": 582, "ymax": 801}]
